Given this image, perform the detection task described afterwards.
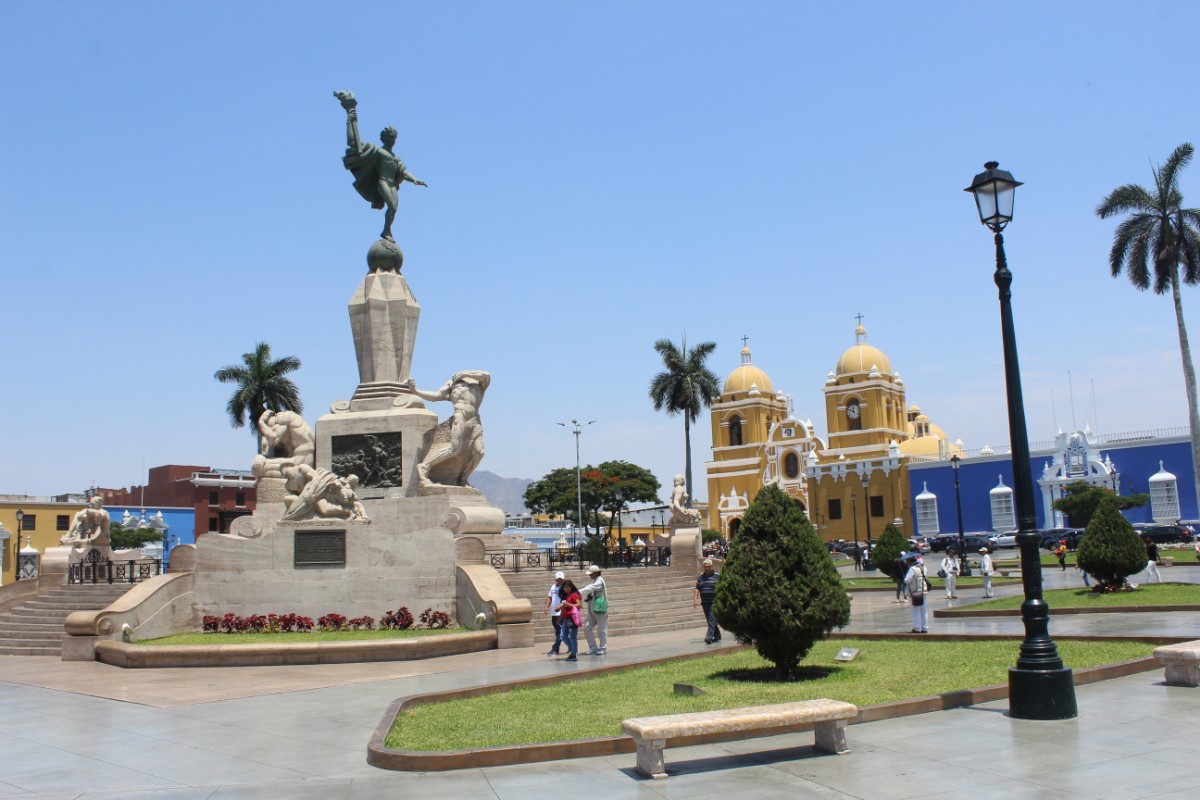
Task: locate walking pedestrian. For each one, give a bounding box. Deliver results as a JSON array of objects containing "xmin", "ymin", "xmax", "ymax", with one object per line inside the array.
[
  {"xmin": 694, "ymin": 558, "xmax": 722, "ymax": 644},
  {"xmin": 581, "ymin": 564, "xmax": 608, "ymax": 655},
  {"xmin": 558, "ymin": 579, "xmax": 582, "ymax": 661},
  {"xmin": 1144, "ymin": 538, "xmax": 1162, "ymax": 583},
  {"xmin": 1054, "ymin": 540, "xmax": 1068, "ymax": 571},
  {"xmin": 903, "ymin": 554, "xmax": 930, "ymax": 633},
  {"xmin": 979, "ymin": 547, "xmax": 994, "ymax": 598},
  {"xmin": 543, "ymin": 571, "xmax": 566, "ymax": 656},
  {"xmin": 940, "ymin": 548, "xmax": 960, "ymax": 599},
  {"xmin": 853, "ymin": 545, "xmax": 863, "ymax": 571}
]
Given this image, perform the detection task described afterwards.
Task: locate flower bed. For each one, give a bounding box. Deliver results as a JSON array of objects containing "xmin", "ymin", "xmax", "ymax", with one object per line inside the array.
[{"xmin": 201, "ymin": 607, "xmax": 453, "ymax": 634}]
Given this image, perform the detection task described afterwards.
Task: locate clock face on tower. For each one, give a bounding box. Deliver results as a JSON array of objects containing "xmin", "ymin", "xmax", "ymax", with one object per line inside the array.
[{"xmin": 846, "ymin": 400, "xmax": 862, "ymax": 431}]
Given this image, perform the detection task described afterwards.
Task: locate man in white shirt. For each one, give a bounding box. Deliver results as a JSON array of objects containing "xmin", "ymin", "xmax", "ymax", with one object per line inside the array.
[
  {"xmin": 979, "ymin": 547, "xmax": 995, "ymax": 598},
  {"xmin": 941, "ymin": 548, "xmax": 961, "ymax": 600},
  {"xmin": 580, "ymin": 564, "xmax": 608, "ymax": 655}
]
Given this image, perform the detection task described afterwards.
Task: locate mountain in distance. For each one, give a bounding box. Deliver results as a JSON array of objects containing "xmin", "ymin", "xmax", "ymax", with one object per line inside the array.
[{"xmin": 471, "ymin": 470, "xmax": 533, "ymax": 515}]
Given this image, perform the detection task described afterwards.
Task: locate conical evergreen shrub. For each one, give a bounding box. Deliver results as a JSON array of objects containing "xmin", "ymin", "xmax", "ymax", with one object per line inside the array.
[
  {"xmin": 712, "ymin": 484, "xmax": 851, "ymax": 679},
  {"xmin": 1076, "ymin": 496, "xmax": 1147, "ymax": 592},
  {"xmin": 871, "ymin": 522, "xmax": 909, "ymax": 584}
]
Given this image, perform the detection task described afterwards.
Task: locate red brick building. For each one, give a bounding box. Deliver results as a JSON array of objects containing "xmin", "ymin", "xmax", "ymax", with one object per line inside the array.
[{"xmin": 98, "ymin": 465, "xmax": 256, "ymax": 540}]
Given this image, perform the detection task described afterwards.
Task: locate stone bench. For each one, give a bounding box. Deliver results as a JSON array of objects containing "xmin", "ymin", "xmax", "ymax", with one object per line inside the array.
[
  {"xmin": 621, "ymin": 698, "xmax": 858, "ymax": 779},
  {"xmin": 1153, "ymin": 640, "xmax": 1200, "ymax": 687}
]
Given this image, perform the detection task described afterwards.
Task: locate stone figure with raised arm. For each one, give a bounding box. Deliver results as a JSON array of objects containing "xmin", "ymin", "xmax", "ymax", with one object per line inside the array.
[
  {"xmin": 334, "ymin": 90, "xmax": 427, "ymax": 242},
  {"xmin": 62, "ymin": 496, "xmax": 112, "ymax": 547},
  {"xmin": 404, "ymin": 370, "xmax": 490, "ymax": 487},
  {"xmin": 252, "ymin": 409, "xmax": 316, "ymax": 479},
  {"xmin": 669, "ymin": 473, "xmax": 703, "ymax": 532}
]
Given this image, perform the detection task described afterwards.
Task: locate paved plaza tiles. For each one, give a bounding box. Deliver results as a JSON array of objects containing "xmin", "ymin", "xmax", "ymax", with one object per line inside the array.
[{"xmin": 1, "ymin": 564, "xmax": 1198, "ymax": 799}]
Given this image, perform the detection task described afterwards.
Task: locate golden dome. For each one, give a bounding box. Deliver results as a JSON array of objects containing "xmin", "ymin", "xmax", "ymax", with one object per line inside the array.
[
  {"xmin": 724, "ymin": 344, "xmax": 774, "ymax": 396},
  {"xmin": 836, "ymin": 322, "xmax": 892, "ymax": 377}
]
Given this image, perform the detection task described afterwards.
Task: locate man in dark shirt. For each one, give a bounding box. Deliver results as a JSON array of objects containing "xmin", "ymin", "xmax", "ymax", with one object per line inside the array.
[
  {"xmin": 693, "ymin": 558, "xmax": 722, "ymax": 644},
  {"xmin": 1145, "ymin": 538, "xmax": 1162, "ymax": 583}
]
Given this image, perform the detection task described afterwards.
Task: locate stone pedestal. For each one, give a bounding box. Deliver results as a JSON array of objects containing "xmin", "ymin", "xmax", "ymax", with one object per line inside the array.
[
  {"xmin": 349, "ymin": 270, "xmax": 420, "ymax": 402},
  {"xmin": 671, "ymin": 526, "xmax": 703, "ymax": 574}
]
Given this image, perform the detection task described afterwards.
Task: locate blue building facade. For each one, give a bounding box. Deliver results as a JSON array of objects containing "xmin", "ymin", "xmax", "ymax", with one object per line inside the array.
[{"xmin": 909, "ymin": 429, "xmax": 1195, "ymax": 534}]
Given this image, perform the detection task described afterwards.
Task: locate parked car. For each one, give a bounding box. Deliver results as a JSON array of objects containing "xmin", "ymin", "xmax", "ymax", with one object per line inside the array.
[
  {"xmin": 1132, "ymin": 523, "xmax": 1196, "ymax": 544},
  {"xmin": 987, "ymin": 531, "xmax": 1018, "ymax": 549},
  {"xmin": 1040, "ymin": 528, "xmax": 1084, "ymax": 551},
  {"xmin": 928, "ymin": 534, "xmax": 995, "ymax": 553},
  {"xmin": 907, "ymin": 536, "xmax": 932, "ymax": 553}
]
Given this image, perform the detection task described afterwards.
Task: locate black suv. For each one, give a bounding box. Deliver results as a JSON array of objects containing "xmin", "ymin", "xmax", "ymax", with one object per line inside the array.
[
  {"xmin": 1132, "ymin": 523, "xmax": 1196, "ymax": 544},
  {"xmin": 928, "ymin": 534, "xmax": 994, "ymax": 553}
]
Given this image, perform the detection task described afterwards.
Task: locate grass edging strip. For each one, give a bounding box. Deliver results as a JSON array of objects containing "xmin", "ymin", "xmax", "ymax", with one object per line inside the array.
[
  {"xmin": 366, "ymin": 649, "xmax": 1162, "ymax": 772},
  {"xmin": 934, "ymin": 604, "xmax": 1200, "ymax": 618},
  {"xmin": 95, "ymin": 630, "xmax": 496, "ymax": 668}
]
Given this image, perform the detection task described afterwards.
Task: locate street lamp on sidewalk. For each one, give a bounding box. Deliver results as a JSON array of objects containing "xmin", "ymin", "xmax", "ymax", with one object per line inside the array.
[
  {"xmin": 851, "ymin": 493, "xmax": 860, "ymax": 568},
  {"xmin": 951, "ymin": 455, "xmax": 968, "ymax": 575},
  {"xmin": 557, "ymin": 419, "xmax": 595, "ymax": 548},
  {"xmin": 966, "ymin": 161, "xmax": 1077, "ymax": 720}
]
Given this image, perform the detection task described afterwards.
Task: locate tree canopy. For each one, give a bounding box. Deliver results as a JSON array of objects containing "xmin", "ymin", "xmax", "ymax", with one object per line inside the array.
[
  {"xmin": 213, "ymin": 342, "xmax": 303, "ymax": 440},
  {"xmin": 1097, "ymin": 142, "xmax": 1200, "ymax": 510},
  {"xmin": 1051, "ymin": 481, "xmax": 1148, "ymax": 529},
  {"xmin": 870, "ymin": 522, "xmax": 909, "ymax": 583},
  {"xmin": 523, "ymin": 460, "xmax": 660, "ymax": 535},
  {"xmin": 712, "ymin": 484, "xmax": 850, "ymax": 680},
  {"xmin": 1076, "ymin": 496, "xmax": 1148, "ymax": 592},
  {"xmin": 648, "ymin": 337, "xmax": 720, "ymax": 511}
]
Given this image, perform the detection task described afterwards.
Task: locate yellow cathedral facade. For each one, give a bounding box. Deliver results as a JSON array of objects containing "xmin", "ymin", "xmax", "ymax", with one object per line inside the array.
[{"xmin": 705, "ymin": 321, "xmax": 962, "ymax": 541}]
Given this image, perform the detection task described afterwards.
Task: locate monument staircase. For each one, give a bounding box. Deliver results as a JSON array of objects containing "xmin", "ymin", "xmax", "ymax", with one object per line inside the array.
[
  {"xmin": 499, "ymin": 566, "xmax": 705, "ymax": 646},
  {"xmin": 0, "ymin": 584, "xmax": 129, "ymax": 656}
]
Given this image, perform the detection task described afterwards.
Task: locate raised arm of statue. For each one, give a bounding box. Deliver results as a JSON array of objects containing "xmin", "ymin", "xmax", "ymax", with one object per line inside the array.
[
  {"xmin": 334, "ymin": 90, "xmax": 362, "ymax": 152},
  {"xmin": 402, "ymin": 377, "xmax": 451, "ymax": 404}
]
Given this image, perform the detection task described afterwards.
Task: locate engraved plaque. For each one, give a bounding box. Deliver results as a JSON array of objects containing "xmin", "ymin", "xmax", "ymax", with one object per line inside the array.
[
  {"xmin": 331, "ymin": 432, "xmax": 403, "ymax": 488},
  {"xmin": 294, "ymin": 530, "xmax": 346, "ymax": 567}
]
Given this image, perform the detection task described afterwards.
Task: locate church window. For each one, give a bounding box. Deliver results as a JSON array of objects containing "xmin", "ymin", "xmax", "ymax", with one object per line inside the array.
[
  {"xmin": 728, "ymin": 415, "xmax": 743, "ymax": 446},
  {"xmin": 828, "ymin": 499, "xmax": 842, "ymax": 520},
  {"xmin": 783, "ymin": 452, "xmax": 800, "ymax": 479},
  {"xmin": 869, "ymin": 495, "xmax": 884, "ymax": 518}
]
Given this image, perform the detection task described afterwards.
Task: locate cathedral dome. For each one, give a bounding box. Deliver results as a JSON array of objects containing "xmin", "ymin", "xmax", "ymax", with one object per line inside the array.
[
  {"xmin": 724, "ymin": 344, "xmax": 774, "ymax": 397},
  {"xmin": 836, "ymin": 322, "xmax": 893, "ymax": 377}
]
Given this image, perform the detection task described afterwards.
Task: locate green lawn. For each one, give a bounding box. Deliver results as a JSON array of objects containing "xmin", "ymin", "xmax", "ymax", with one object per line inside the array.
[
  {"xmin": 989, "ymin": 550, "xmax": 1200, "ymax": 568},
  {"xmin": 386, "ymin": 638, "xmax": 1152, "ymax": 751},
  {"xmin": 966, "ymin": 583, "xmax": 1200, "ymax": 611},
  {"xmin": 138, "ymin": 627, "xmax": 466, "ymax": 645}
]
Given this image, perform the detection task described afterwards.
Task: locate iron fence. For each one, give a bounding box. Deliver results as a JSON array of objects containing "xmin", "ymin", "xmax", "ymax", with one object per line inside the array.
[
  {"xmin": 68, "ymin": 549, "xmax": 163, "ymax": 585},
  {"xmin": 488, "ymin": 546, "xmax": 671, "ymax": 573}
]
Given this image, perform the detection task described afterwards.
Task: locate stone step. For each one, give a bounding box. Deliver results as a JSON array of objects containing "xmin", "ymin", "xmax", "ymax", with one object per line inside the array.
[
  {"xmin": 0, "ymin": 646, "xmax": 61, "ymax": 656},
  {"xmin": 0, "ymin": 634, "xmax": 62, "ymax": 647},
  {"xmin": 0, "ymin": 621, "xmax": 63, "ymax": 634},
  {"xmin": 8, "ymin": 607, "xmax": 75, "ymax": 618}
]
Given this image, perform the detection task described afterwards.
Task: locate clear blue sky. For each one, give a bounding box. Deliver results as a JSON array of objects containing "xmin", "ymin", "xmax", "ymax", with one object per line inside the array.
[{"xmin": 2, "ymin": 2, "xmax": 1198, "ymax": 501}]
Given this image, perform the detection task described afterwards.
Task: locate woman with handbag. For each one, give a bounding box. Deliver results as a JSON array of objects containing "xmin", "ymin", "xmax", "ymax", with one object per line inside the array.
[
  {"xmin": 558, "ymin": 580, "xmax": 583, "ymax": 661},
  {"xmin": 940, "ymin": 548, "xmax": 960, "ymax": 600}
]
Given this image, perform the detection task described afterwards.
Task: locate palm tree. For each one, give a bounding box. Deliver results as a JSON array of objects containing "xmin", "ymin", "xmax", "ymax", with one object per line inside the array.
[
  {"xmin": 1097, "ymin": 142, "xmax": 1200, "ymax": 506},
  {"xmin": 213, "ymin": 342, "xmax": 304, "ymax": 442},
  {"xmin": 649, "ymin": 337, "xmax": 720, "ymax": 509}
]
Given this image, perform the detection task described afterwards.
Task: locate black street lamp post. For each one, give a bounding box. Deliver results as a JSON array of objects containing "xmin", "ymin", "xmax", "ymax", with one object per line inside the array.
[
  {"xmin": 951, "ymin": 455, "xmax": 969, "ymax": 575},
  {"xmin": 14, "ymin": 509, "xmax": 24, "ymax": 575},
  {"xmin": 860, "ymin": 472, "xmax": 873, "ymax": 557},
  {"xmin": 851, "ymin": 493, "xmax": 860, "ymax": 569},
  {"xmin": 966, "ymin": 162, "xmax": 1078, "ymax": 720}
]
